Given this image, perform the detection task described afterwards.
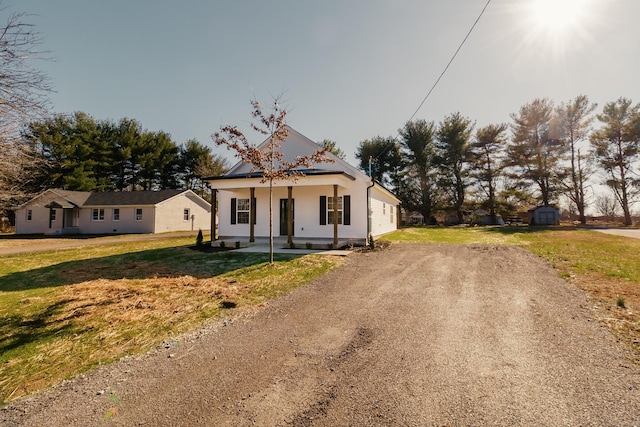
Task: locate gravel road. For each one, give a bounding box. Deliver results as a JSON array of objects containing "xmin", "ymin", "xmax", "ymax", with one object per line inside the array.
[{"xmin": 2, "ymin": 243, "xmax": 640, "ymax": 426}]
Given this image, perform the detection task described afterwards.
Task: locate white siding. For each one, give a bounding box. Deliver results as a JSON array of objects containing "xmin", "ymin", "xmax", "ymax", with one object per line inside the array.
[
  {"xmin": 217, "ymin": 181, "xmax": 368, "ymax": 240},
  {"xmin": 208, "ymin": 127, "xmax": 399, "ymax": 243},
  {"xmin": 14, "ymin": 190, "xmax": 211, "ymax": 235},
  {"xmin": 15, "ymin": 191, "xmax": 65, "ymax": 234},
  {"xmin": 75, "ymin": 206, "xmax": 153, "ymax": 234},
  {"xmin": 154, "ymin": 192, "xmax": 210, "ymax": 233},
  {"xmin": 369, "ymin": 185, "xmax": 399, "ymax": 237},
  {"xmin": 15, "ymin": 206, "xmax": 52, "ymax": 234}
]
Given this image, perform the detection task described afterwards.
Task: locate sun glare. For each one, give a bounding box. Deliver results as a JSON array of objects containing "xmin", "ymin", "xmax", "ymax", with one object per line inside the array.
[
  {"xmin": 517, "ymin": 0, "xmax": 600, "ymax": 57},
  {"xmin": 530, "ymin": 0, "xmax": 591, "ymax": 33}
]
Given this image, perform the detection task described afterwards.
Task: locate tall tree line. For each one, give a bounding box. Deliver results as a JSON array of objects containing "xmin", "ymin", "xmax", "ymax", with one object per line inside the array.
[
  {"xmin": 356, "ymin": 96, "xmax": 640, "ymax": 225},
  {"xmin": 23, "ymin": 112, "xmax": 228, "ymax": 200}
]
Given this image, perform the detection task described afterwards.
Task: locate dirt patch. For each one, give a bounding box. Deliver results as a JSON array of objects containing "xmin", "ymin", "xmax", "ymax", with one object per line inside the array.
[{"xmin": 570, "ymin": 273, "xmax": 640, "ymax": 360}]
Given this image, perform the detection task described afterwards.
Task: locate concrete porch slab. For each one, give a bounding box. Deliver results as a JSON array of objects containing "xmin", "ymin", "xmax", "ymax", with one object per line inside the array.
[{"xmin": 233, "ymin": 245, "xmax": 352, "ymax": 256}]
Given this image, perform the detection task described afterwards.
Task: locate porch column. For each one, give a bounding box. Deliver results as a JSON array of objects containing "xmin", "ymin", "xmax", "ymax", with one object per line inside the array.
[
  {"xmin": 211, "ymin": 189, "xmax": 218, "ymax": 241},
  {"xmin": 287, "ymin": 186, "xmax": 293, "ymax": 245},
  {"xmin": 249, "ymin": 187, "xmax": 255, "ymax": 242},
  {"xmin": 333, "ymin": 184, "xmax": 338, "ymax": 246}
]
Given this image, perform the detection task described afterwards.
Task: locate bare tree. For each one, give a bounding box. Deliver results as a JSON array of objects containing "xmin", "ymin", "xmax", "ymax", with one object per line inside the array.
[
  {"xmin": 212, "ymin": 98, "xmax": 332, "ymax": 263},
  {"xmin": 0, "ymin": 3, "xmax": 52, "ymax": 219},
  {"xmin": 594, "ymin": 194, "xmax": 618, "ymax": 222}
]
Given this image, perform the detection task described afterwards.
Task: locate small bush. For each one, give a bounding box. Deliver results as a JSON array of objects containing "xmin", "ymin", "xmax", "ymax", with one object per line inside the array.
[
  {"xmin": 235, "ymin": 241, "xmax": 241, "ymax": 249},
  {"xmin": 219, "ymin": 240, "xmax": 226, "ymax": 248},
  {"xmin": 195, "ymin": 229, "xmax": 204, "ymax": 247},
  {"xmin": 368, "ymin": 234, "xmax": 375, "ymax": 250},
  {"xmin": 617, "ymin": 296, "xmax": 626, "ymax": 309},
  {"xmin": 306, "ymin": 242, "xmax": 313, "ymax": 249}
]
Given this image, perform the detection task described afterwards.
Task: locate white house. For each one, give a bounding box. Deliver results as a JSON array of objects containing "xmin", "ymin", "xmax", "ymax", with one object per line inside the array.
[
  {"xmin": 14, "ymin": 189, "xmax": 211, "ymax": 235},
  {"xmin": 205, "ymin": 127, "xmax": 400, "ymax": 246}
]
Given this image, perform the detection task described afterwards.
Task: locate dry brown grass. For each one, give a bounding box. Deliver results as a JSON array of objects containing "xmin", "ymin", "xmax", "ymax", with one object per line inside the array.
[
  {"xmin": 1, "ymin": 239, "xmax": 345, "ymax": 403},
  {"xmin": 567, "ymin": 273, "xmax": 640, "ymax": 359}
]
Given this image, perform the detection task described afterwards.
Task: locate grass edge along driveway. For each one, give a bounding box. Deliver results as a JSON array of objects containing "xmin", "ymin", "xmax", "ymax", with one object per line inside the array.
[
  {"xmin": 1, "ymin": 226, "xmax": 639, "ymax": 404},
  {"xmin": 382, "ymin": 226, "xmax": 640, "ymax": 364},
  {"xmin": 0, "ymin": 235, "xmax": 345, "ymax": 403}
]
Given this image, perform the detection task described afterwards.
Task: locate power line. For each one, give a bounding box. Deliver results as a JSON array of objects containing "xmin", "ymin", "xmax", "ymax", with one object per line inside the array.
[
  {"xmin": 372, "ymin": 0, "xmax": 492, "ymax": 164},
  {"xmin": 407, "ymin": 0, "xmax": 492, "ymax": 123}
]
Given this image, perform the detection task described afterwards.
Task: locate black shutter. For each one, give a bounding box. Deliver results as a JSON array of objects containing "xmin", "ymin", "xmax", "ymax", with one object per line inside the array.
[
  {"xmin": 319, "ymin": 196, "xmax": 326, "ymax": 225},
  {"xmin": 231, "ymin": 198, "xmax": 237, "ymax": 224},
  {"xmin": 344, "ymin": 195, "xmax": 351, "ymax": 225}
]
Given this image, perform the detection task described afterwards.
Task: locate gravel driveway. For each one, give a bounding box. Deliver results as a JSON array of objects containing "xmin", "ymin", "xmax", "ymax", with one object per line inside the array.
[
  {"xmin": 592, "ymin": 228, "xmax": 640, "ymax": 240},
  {"xmin": 2, "ymin": 244, "xmax": 640, "ymax": 426}
]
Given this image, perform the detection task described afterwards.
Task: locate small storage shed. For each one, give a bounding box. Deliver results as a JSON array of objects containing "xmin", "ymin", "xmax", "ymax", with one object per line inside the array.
[{"xmin": 528, "ymin": 206, "xmax": 560, "ymax": 226}]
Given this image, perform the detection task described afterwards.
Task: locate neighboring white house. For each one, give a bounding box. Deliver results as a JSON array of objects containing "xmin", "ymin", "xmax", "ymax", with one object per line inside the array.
[
  {"xmin": 204, "ymin": 126, "xmax": 400, "ymax": 246},
  {"xmin": 14, "ymin": 189, "xmax": 211, "ymax": 235}
]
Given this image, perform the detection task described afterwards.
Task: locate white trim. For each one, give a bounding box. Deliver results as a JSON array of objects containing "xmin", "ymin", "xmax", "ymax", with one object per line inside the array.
[{"xmin": 92, "ymin": 208, "xmax": 105, "ymax": 222}]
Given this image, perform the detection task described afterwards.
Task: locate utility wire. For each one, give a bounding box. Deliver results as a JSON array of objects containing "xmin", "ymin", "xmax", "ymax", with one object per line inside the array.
[
  {"xmin": 407, "ymin": 0, "xmax": 492, "ymax": 124},
  {"xmin": 372, "ymin": 0, "xmax": 492, "ymax": 163}
]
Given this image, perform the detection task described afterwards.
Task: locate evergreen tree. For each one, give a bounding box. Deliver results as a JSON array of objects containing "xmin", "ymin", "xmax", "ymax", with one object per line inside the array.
[
  {"xmin": 469, "ymin": 123, "xmax": 508, "ymax": 224},
  {"xmin": 506, "ymin": 98, "xmax": 564, "ymax": 206},
  {"xmin": 590, "ymin": 98, "xmax": 640, "ymax": 225},
  {"xmin": 179, "ymin": 139, "xmax": 228, "ymax": 200},
  {"xmin": 355, "ymin": 136, "xmax": 402, "ymax": 185},
  {"xmin": 319, "ymin": 139, "xmax": 347, "ymax": 160},
  {"xmin": 398, "ymin": 120, "xmax": 438, "ymax": 224},
  {"xmin": 436, "ymin": 113, "xmax": 474, "ymax": 224},
  {"xmin": 25, "ymin": 112, "xmax": 104, "ymax": 191}
]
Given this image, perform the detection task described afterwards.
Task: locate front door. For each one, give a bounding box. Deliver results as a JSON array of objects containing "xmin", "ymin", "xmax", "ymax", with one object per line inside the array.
[
  {"xmin": 279, "ymin": 199, "xmax": 294, "ymax": 236},
  {"xmin": 63, "ymin": 209, "xmax": 79, "ymax": 228}
]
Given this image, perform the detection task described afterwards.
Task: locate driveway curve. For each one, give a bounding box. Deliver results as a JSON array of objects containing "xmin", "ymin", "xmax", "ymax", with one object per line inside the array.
[
  {"xmin": 2, "ymin": 244, "xmax": 640, "ymax": 426},
  {"xmin": 592, "ymin": 227, "xmax": 640, "ymax": 240}
]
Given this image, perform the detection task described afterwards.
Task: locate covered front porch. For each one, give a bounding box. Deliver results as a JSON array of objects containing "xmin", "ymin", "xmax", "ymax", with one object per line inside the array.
[
  {"xmin": 208, "ymin": 171, "xmax": 362, "ymax": 247},
  {"xmin": 44, "ymin": 201, "xmax": 81, "ymax": 235}
]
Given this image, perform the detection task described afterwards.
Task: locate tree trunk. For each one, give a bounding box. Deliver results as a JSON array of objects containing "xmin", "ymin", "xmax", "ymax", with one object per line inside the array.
[
  {"xmin": 269, "ymin": 179, "xmax": 274, "ymax": 264},
  {"xmin": 618, "ymin": 156, "xmax": 632, "ymax": 226},
  {"xmin": 455, "ymin": 172, "xmax": 464, "ymax": 224},
  {"xmin": 419, "ymin": 171, "xmax": 432, "ymax": 224}
]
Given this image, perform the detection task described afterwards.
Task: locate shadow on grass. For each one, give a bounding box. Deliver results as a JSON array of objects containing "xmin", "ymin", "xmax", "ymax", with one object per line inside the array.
[
  {"xmin": 482, "ymin": 225, "xmax": 575, "ymax": 235},
  {"xmin": 0, "ymin": 300, "xmax": 77, "ymax": 357},
  {"xmin": 0, "ymin": 245, "xmax": 301, "ymax": 292}
]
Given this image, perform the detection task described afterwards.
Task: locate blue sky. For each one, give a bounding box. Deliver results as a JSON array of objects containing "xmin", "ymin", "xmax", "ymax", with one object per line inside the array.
[{"xmin": 17, "ymin": 0, "xmax": 640, "ymax": 166}]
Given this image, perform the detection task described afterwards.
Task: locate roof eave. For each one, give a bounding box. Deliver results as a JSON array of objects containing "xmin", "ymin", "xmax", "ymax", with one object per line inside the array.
[{"xmin": 205, "ymin": 169, "xmax": 356, "ymax": 182}]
